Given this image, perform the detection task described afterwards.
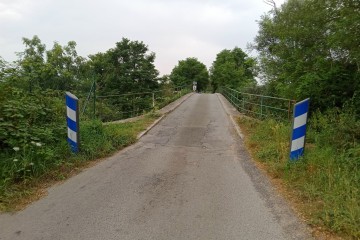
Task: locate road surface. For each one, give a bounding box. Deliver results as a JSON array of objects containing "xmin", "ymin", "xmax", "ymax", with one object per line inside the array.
[{"xmin": 0, "ymin": 94, "xmax": 311, "ymax": 240}]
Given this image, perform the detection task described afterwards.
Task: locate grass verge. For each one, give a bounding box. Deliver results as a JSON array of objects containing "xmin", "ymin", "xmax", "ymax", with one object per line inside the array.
[
  {"xmin": 0, "ymin": 112, "xmax": 161, "ymax": 212},
  {"xmin": 237, "ymin": 114, "xmax": 359, "ymax": 240}
]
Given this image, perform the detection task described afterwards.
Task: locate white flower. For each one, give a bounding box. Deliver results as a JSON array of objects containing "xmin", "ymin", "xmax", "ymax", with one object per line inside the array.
[
  {"xmin": 31, "ymin": 141, "xmax": 35, "ymax": 144},
  {"xmin": 35, "ymin": 142, "xmax": 42, "ymax": 147},
  {"xmin": 13, "ymin": 159, "xmax": 18, "ymax": 162},
  {"xmin": 13, "ymin": 147, "xmax": 20, "ymax": 151},
  {"xmin": 29, "ymin": 162, "xmax": 34, "ymax": 166}
]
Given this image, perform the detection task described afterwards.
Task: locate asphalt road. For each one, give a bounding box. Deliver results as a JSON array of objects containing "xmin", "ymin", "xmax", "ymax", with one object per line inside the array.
[{"xmin": 0, "ymin": 93, "xmax": 311, "ymax": 240}]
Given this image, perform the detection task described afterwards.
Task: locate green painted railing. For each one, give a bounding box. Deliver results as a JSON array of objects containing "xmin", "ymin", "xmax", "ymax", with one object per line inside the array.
[
  {"xmin": 220, "ymin": 87, "xmax": 295, "ymax": 120},
  {"xmin": 80, "ymin": 85, "xmax": 191, "ymax": 122}
]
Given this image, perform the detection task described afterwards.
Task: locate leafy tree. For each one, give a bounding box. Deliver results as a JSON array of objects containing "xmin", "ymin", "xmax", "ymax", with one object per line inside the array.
[
  {"xmin": 210, "ymin": 47, "xmax": 256, "ymax": 92},
  {"xmin": 84, "ymin": 38, "xmax": 160, "ymax": 118},
  {"xmin": 90, "ymin": 38, "xmax": 159, "ymax": 95},
  {"xmin": 253, "ymin": 0, "xmax": 360, "ymax": 111},
  {"xmin": 0, "ymin": 57, "xmax": 8, "ymax": 82},
  {"xmin": 14, "ymin": 36, "xmax": 84, "ymax": 92},
  {"xmin": 45, "ymin": 41, "xmax": 84, "ymax": 91},
  {"xmin": 170, "ymin": 57, "xmax": 209, "ymax": 92},
  {"xmin": 17, "ymin": 35, "xmax": 47, "ymax": 92}
]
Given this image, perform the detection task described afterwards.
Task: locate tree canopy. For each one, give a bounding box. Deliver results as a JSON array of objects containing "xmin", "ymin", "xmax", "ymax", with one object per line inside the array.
[
  {"xmin": 13, "ymin": 36, "xmax": 84, "ymax": 92},
  {"xmin": 253, "ymin": 0, "xmax": 360, "ymax": 111},
  {"xmin": 90, "ymin": 38, "xmax": 159, "ymax": 95},
  {"xmin": 210, "ymin": 47, "xmax": 256, "ymax": 92},
  {"xmin": 170, "ymin": 58, "xmax": 209, "ymax": 92}
]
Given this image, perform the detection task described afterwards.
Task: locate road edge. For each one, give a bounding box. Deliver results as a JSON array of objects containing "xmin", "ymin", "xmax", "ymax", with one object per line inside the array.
[
  {"xmin": 216, "ymin": 92, "xmax": 314, "ymax": 240},
  {"xmin": 137, "ymin": 92, "xmax": 194, "ymax": 139},
  {"xmin": 215, "ymin": 93, "xmax": 244, "ymax": 139}
]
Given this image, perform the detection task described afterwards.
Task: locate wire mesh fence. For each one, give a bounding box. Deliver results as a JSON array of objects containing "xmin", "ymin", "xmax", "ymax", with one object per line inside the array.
[
  {"xmin": 220, "ymin": 86, "xmax": 295, "ymax": 121},
  {"xmin": 80, "ymin": 85, "xmax": 191, "ymax": 122}
]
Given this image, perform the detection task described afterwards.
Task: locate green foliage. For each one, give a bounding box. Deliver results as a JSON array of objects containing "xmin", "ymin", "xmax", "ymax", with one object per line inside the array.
[
  {"xmin": 253, "ymin": 0, "xmax": 360, "ymax": 112},
  {"xmin": 0, "ymin": 85, "xmax": 67, "ymax": 197},
  {"xmin": 90, "ymin": 38, "xmax": 159, "ymax": 95},
  {"xmin": 92, "ymin": 84, "xmax": 189, "ymax": 122},
  {"xmin": 210, "ymin": 47, "xmax": 256, "ymax": 92},
  {"xmin": 170, "ymin": 57, "xmax": 209, "ymax": 91},
  {"xmin": 82, "ymin": 38, "xmax": 161, "ymax": 119},
  {"xmin": 0, "ymin": 85, "xmax": 65, "ymax": 150},
  {"xmin": 155, "ymin": 88, "xmax": 191, "ymax": 109},
  {"xmin": 0, "ymin": 35, "xmax": 171, "ymax": 211},
  {"xmin": 238, "ymin": 110, "xmax": 360, "ymax": 238},
  {"xmin": 14, "ymin": 36, "xmax": 84, "ymax": 92}
]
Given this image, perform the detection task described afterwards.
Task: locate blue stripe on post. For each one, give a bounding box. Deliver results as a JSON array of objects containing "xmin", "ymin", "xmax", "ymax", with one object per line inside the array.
[
  {"xmin": 290, "ymin": 98, "xmax": 310, "ymax": 161},
  {"xmin": 67, "ymin": 118, "xmax": 77, "ymax": 132},
  {"xmin": 66, "ymin": 92, "xmax": 79, "ymax": 153},
  {"xmin": 294, "ymin": 99, "xmax": 310, "ymax": 117},
  {"xmin": 290, "ymin": 147, "xmax": 304, "ymax": 160},
  {"xmin": 67, "ymin": 137, "xmax": 78, "ymax": 152},
  {"xmin": 292, "ymin": 125, "xmax": 307, "ymax": 140},
  {"xmin": 66, "ymin": 95, "xmax": 77, "ymax": 111}
]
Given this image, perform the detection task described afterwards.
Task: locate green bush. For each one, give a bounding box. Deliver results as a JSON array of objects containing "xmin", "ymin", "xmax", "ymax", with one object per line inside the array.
[
  {"xmin": 0, "ymin": 86, "xmax": 66, "ymax": 188},
  {"xmin": 0, "ymin": 86, "xmax": 65, "ymax": 150}
]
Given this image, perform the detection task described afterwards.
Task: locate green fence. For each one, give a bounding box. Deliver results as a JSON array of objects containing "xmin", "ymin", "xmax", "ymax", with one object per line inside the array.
[
  {"xmin": 80, "ymin": 85, "xmax": 190, "ymax": 122},
  {"xmin": 220, "ymin": 87, "xmax": 295, "ymax": 120}
]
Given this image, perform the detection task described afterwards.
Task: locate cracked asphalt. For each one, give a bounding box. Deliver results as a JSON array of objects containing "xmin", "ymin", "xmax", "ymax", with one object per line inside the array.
[{"xmin": 0, "ymin": 93, "xmax": 312, "ymax": 240}]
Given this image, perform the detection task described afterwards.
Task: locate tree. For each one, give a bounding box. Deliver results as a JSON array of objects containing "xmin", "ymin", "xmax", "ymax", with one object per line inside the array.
[
  {"xmin": 17, "ymin": 35, "xmax": 47, "ymax": 92},
  {"xmin": 89, "ymin": 38, "xmax": 159, "ymax": 95},
  {"xmin": 15, "ymin": 36, "xmax": 84, "ymax": 92},
  {"xmin": 45, "ymin": 41, "xmax": 84, "ymax": 91},
  {"xmin": 253, "ymin": 0, "xmax": 360, "ymax": 111},
  {"xmin": 84, "ymin": 38, "xmax": 160, "ymax": 119},
  {"xmin": 170, "ymin": 58, "xmax": 209, "ymax": 92},
  {"xmin": 210, "ymin": 47, "xmax": 256, "ymax": 92},
  {"xmin": 0, "ymin": 57, "xmax": 7, "ymax": 82}
]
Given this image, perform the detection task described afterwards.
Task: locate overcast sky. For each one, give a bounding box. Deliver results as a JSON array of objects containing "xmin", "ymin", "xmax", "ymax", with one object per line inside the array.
[{"xmin": 0, "ymin": 0, "xmax": 285, "ymax": 75}]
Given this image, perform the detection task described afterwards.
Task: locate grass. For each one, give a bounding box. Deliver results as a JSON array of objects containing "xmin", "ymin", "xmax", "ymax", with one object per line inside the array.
[
  {"xmin": 237, "ymin": 113, "xmax": 360, "ymax": 239},
  {"xmin": 0, "ymin": 112, "xmax": 161, "ymax": 212}
]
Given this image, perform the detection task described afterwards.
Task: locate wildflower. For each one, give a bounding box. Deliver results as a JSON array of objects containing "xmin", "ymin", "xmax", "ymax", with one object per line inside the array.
[
  {"xmin": 35, "ymin": 142, "xmax": 42, "ymax": 147},
  {"xmin": 13, "ymin": 159, "xmax": 18, "ymax": 162},
  {"xmin": 31, "ymin": 141, "xmax": 35, "ymax": 144},
  {"xmin": 13, "ymin": 147, "xmax": 20, "ymax": 151},
  {"xmin": 29, "ymin": 162, "xmax": 34, "ymax": 166}
]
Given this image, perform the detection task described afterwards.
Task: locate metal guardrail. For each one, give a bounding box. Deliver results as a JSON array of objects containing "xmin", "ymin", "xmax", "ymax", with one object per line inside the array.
[
  {"xmin": 81, "ymin": 85, "xmax": 191, "ymax": 122},
  {"xmin": 220, "ymin": 87, "xmax": 295, "ymax": 120}
]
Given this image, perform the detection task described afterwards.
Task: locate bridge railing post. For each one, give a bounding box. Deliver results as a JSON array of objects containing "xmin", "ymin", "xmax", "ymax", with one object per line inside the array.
[{"xmin": 152, "ymin": 92, "xmax": 155, "ymax": 108}]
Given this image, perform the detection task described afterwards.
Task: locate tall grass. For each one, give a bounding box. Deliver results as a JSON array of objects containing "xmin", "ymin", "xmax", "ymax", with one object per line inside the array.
[{"xmin": 238, "ymin": 110, "xmax": 360, "ymax": 239}]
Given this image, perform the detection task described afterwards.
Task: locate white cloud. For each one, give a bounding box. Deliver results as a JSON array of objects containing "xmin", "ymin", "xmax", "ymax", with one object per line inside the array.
[
  {"xmin": 0, "ymin": 0, "xmax": 29, "ymax": 21},
  {"xmin": 0, "ymin": 0, "xmax": 286, "ymax": 75},
  {"xmin": 0, "ymin": 8, "xmax": 22, "ymax": 21},
  {"xmin": 198, "ymin": 5, "xmax": 235, "ymax": 25}
]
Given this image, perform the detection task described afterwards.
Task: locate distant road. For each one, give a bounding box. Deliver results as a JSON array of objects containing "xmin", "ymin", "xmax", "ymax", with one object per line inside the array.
[{"xmin": 0, "ymin": 93, "xmax": 311, "ymax": 240}]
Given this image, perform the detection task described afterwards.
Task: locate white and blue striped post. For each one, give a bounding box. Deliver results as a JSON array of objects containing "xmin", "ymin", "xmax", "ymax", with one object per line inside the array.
[
  {"xmin": 290, "ymin": 98, "xmax": 310, "ymax": 160},
  {"xmin": 66, "ymin": 92, "xmax": 79, "ymax": 153}
]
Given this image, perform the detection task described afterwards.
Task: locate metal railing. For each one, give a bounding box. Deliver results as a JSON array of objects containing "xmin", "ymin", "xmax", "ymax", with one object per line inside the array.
[
  {"xmin": 220, "ymin": 87, "xmax": 295, "ymax": 120},
  {"xmin": 80, "ymin": 85, "xmax": 191, "ymax": 122}
]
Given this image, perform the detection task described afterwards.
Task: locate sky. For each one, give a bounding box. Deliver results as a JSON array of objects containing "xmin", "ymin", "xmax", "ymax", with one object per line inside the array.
[{"xmin": 0, "ymin": 0, "xmax": 285, "ymax": 75}]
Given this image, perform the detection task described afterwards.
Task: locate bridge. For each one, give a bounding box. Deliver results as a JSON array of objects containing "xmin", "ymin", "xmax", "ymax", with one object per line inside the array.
[{"xmin": 0, "ymin": 93, "xmax": 311, "ymax": 240}]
